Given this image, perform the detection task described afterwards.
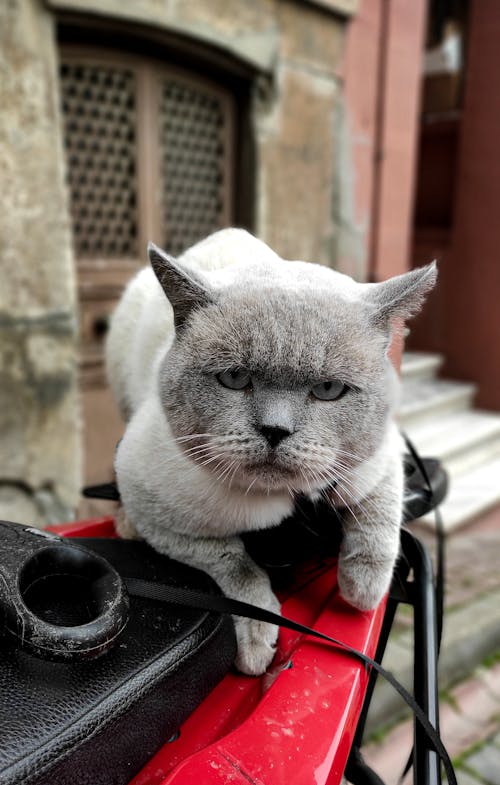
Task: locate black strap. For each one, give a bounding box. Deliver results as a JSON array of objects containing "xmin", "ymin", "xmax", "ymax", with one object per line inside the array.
[
  {"xmin": 125, "ymin": 576, "xmax": 456, "ymax": 785},
  {"xmin": 82, "ymin": 482, "xmax": 120, "ymax": 501}
]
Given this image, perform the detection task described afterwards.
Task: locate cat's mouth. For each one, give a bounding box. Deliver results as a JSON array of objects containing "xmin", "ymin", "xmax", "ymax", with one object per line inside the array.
[
  {"xmin": 248, "ymin": 461, "xmax": 296, "ymax": 475},
  {"xmin": 240, "ymin": 456, "xmax": 302, "ymax": 488}
]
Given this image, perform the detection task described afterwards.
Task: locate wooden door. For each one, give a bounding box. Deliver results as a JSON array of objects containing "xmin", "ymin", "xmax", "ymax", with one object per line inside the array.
[{"xmin": 59, "ymin": 47, "xmax": 236, "ymax": 488}]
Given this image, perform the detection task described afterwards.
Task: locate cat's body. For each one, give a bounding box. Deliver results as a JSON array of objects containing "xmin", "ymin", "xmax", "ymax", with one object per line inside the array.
[{"xmin": 107, "ymin": 228, "xmax": 436, "ymax": 675}]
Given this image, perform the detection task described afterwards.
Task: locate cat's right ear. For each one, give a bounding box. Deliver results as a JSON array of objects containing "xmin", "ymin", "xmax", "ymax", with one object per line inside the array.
[{"xmin": 148, "ymin": 242, "xmax": 213, "ymax": 330}]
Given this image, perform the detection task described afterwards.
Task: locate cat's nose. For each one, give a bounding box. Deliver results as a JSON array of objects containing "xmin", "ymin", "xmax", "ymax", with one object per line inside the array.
[{"xmin": 259, "ymin": 425, "xmax": 292, "ymax": 449}]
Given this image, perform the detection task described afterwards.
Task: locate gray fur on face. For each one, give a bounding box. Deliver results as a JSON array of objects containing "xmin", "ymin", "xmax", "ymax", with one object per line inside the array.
[{"xmin": 154, "ymin": 255, "xmax": 429, "ymax": 496}]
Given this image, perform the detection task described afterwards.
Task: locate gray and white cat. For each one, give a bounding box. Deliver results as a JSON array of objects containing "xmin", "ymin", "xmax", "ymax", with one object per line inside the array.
[{"xmin": 106, "ymin": 228, "xmax": 436, "ymax": 675}]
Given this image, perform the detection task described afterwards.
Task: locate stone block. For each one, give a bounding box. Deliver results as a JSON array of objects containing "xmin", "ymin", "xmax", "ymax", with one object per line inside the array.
[
  {"xmin": 278, "ymin": 0, "xmax": 345, "ymax": 75},
  {"xmin": 46, "ymin": 0, "xmax": 279, "ymax": 72},
  {"xmin": 0, "ymin": 486, "xmax": 40, "ymax": 527},
  {"xmin": 0, "ymin": 315, "xmax": 80, "ymax": 522},
  {"xmin": 0, "ymin": 0, "xmax": 76, "ymax": 318},
  {"xmin": 466, "ymin": 744, "xmax": 500, "ymax": 785},
  {"xmin": 0, "ymin": 0, "xmax": 81, "ymax": 524},
  {"xmin": 174, "ymin": 0, "xmax": 277, "ymax": 36},
  {"xmin": 256, "ymin": 67, "xmax": 338, "ymax": 265}
]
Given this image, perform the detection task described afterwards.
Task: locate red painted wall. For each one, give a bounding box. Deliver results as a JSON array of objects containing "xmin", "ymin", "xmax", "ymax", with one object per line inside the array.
[
  {"xmin": 442, "ymin": 0, "xmax": 500, "ymax": 410},
  {"xmin": 337, "ymin": 0, "xmax": 381, "ymax": 278},
  {"xmin": 411, "ymin": 0, "xmax": 500, "ymax": 410},
  {"xmin": 373, "ymin": 0, "xmax": 427, "ymax": 281},
  {"xmin": 340, "ymin": 0, "xmax": 427, "ymax": 282}
]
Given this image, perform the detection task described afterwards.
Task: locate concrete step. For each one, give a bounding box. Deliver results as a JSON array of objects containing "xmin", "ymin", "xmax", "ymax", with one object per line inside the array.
[
  {"xmin": 400, "ymin": 351, "xmax": 444, "ymax": 382},
  {"xmin": 398, "ymin": 377, "xmax": 477, "ymax": 429},
  {"xmin": 421, "ymin": 455, "xmax": 500, "ymax": 531},
  {"xmin": 404, "ymin": 409, "xmax": 500, "ymax": 477},
  {"xmin": 398, "ymin": 365, "xmax": 500, "ymax": 532}
]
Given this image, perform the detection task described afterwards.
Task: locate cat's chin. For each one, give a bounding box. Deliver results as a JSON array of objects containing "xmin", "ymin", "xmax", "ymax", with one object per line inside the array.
[{"xmin": 231, "ymin": 461, "xmax": 310, "ymax": 496}]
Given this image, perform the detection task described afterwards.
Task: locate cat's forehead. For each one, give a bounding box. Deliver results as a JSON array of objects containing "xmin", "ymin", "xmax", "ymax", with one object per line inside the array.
[
  {"xmin": 186, "ymin": 278, "xmax": 381, "ymax": 385},
  {"xmin": 213, "ymin": 260, "xmax": 366, "ymax": 338}
]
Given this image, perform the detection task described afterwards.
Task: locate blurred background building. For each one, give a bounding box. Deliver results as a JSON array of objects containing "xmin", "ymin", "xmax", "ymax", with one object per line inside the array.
[{"xmin": 1, "ymin": 0, "xmax": 499, "ymax": 527}]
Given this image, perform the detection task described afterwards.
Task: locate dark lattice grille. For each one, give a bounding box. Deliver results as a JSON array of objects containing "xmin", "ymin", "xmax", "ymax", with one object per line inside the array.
[
  {"xmin": 160, "ymin": 79, "xmax": 228, "ymax": 256},
  {"xmin": 59, "ymin": 62, "xmax": 138, "ymax": 258}
]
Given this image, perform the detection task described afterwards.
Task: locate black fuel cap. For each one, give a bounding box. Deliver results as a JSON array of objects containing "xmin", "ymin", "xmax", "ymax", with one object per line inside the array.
[{"xmin": 0, "ymin": 520, "xmax": 129, "ymax": 661}]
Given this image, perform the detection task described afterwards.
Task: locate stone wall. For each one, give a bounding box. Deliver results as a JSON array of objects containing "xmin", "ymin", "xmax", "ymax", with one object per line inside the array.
[
  {"xmin": 0, "ymin": 0, "xmax": 81, "ymax": 524},
  {"xmin": 0, "ymin": 0, "xmax": 353, "ymax": 523},
  {"xmin": 251, "ymin": 0, "xmax": 345, "ymax": 265}
]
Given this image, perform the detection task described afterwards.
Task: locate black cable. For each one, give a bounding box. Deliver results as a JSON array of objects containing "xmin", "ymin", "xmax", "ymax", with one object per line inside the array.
[
  {"xmin": 402, "ymin": 432, "xmax": 445, "ymax": 649},
  {"xmin": 399, "ymin": 432, "xmax": 446, "ymax": 783}
]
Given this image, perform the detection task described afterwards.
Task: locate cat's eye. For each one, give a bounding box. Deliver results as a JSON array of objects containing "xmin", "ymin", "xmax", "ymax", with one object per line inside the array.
[
  {"xmin": 216, "ymin": 369, "xmax": 252, "ymax": 391},
  {"xmin": 310, "ymin": 380, "xmax": 347, "ymax": 401}
]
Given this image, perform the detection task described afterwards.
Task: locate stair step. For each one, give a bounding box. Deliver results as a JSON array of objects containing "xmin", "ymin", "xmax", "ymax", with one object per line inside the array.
[
  {"xmin": 420, "ymin": 455, "xmax": 500, "ymax": 532},
  {"xmin": 404, "ymin": 409, "xmax": 500, "ymax": 477},
  {"xmin": 398, "ymin": 378, "xmax": 476, "ymax": 428},
  {"xmin": 400, "ymin": 351, "xmax": 444, "ymax": 382}
]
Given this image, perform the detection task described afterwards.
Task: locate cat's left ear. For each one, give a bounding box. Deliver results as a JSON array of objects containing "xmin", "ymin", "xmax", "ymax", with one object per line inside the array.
[
  {"xmin": 148, "ymin": 242, "xmax": 214, "ymax": 330},
  {"xmin": 366, "ymin": 261, "xmax": 437, "ymax": 329}
]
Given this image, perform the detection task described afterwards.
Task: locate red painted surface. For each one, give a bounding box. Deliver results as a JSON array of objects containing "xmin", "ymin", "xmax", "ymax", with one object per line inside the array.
[
  {"xmin": 47, "ymin": 516, "xmax": 117, "ymax": 538},
  {"xmin": 51, "ymin": 519, "xmax": 386, "ymax": 785}
]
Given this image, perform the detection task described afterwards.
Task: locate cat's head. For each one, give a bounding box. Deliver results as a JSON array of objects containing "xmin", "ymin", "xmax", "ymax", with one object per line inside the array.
[{"xmin": 149, "ymin": 240, "xmax": 436, "ymax": 498}]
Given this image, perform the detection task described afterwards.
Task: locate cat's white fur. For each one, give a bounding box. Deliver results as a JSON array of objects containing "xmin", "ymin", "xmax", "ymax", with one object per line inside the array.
[{"xmin": 106, "ymin": 228, "xmax": 436, "ymax": 675}]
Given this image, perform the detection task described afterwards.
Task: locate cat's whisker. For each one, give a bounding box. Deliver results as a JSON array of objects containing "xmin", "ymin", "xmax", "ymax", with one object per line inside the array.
[
  {"xmin": 310, "ymin": 459, "xmax": 378, "ymax": 513},
  {"xmin": 244, "ymin": 476, "xmax": 258, "ymax": 496},
  {"xmin": 328, "ymin": 482, "xmax": 365, "ymax": 532},
  {"xmin": 298, "ymin": 434, "xmax": 369, "ymax": 464},
  {"xmin": 213, "ymin": 464, "xmax": 230, "ymax": 485},
  {"xmin": 188, "ymin": 434, "xmax": 251, "ymax": 444},
  {"xmin": 180, "ymin": 444, "xmax": 218, "ymax": 458},
  {"xmin": 313, "ymin": 455, "xmax": 370, "ymax": 490},
  {"xmin": 325, "ymin": 467, "xmax": 381, "ymax": 526},
  {"xmin": 302, "ymin": 463, "xmax": 368, "ymax": 532},
  {"xmin": 216, "ymin": 459, "xmax": 238, "ymax": 485},
  {"xmin": 323, "ymin": 465, "xmax": 367, "ymax": 498},
  {"xmin": 334, "ymin": 447, "xmax": 369, "ymax": 462},
  {"xmin": 309, "ymin": 467, "xmax": 341, "ymax": 499},
  {"xmin": 208, "ymin": 459, "xmax": 228, "ymax": 485},
  {"xmin": 195, "ymin": 451, "xmax": 231, "ymax": 469},
  {"xmin": 172, "ymin": 433, "xmax": 219, "ymax": 442},
  {"xmin": 153, "ymin": 443, "xmax": 216, "ymax": 465},
  {"xmin": 297, "ymin": 465, "xmax": 316, "ymax": 497},
  {"xmin": 172, "ymin": 432, "xmax": 245, "ymax": 443},
  {"xmin": 228, "ymin": 460, "xmax": 243, "ymax": 490},
  {"xmin": 152, "ymin": 451, "xmax": 210, "ymax": 471},
  {"xmin": 286, "ymin": 483, "xmax": 295, "ymax": 499},
  {"xmin": 325, "ymin": 463, "xmax": 381, "ymax": 511},
  {"xmin": 301, "ymin": 462, "xmax": 331, "ymax": 490}
]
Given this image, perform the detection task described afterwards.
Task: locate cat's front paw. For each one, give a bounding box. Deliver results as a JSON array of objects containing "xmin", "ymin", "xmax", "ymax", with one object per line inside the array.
[
  {"xmin": 233, "ymin": 592, "xmax": 281, "ymax": 676},
  {"xmin": 337, "ymin": 560, "xmax": 394, "ymax": 611},
  {"xmin": 234, "ymin": 617, "xmax": 279, "ymax": 675}
]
